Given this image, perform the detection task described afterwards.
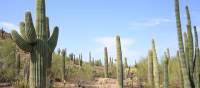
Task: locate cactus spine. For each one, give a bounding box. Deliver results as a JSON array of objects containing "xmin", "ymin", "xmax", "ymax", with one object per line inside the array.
[
  {"xmin": 104, "ymin": 47, "xmax": 109, "ymax": 78},
  {"xmin": 11, "ymin": 0, "xmax": 59, "ymax": 87},
  {"xmin": 61, "ymin": 49, "xmax": 66, "ymax": 81},
  {"xmin": 148, "ymin": 49, "xmax": 154, "ymax": 87},
  {"xmin": 163, "ymin": 49, "xmax": 169, "ymax": 88},
  {"xmin": 152, "ymin": 39, "xmax": 160, "ymax": 88},
  {"xmin": 116, "ymin": 35, "xmax": 123, "ymax": 88}
]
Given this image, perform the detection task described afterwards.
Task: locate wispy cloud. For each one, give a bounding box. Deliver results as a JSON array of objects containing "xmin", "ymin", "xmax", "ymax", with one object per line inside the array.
[
  {"xmin": 129, "ymin": 18, "xmax": 172, "ymax": 29},
  {"xmin": 0, "ymin": 22, "xmax": 19, "ymax": 32},
  {"xmin": 197, "ymin": 26, "xmax": 200, "ymax": 32}
]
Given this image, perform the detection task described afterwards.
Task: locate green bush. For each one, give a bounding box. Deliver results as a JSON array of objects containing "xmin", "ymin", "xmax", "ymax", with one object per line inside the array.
[{"xmin": 0, "ymin": 39, "xmax": 16, "ymax": 82}]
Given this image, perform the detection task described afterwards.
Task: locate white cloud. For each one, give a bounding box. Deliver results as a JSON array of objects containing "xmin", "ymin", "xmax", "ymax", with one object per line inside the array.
[
  {"xmin": 197, "ymin": 26, "xmax": 200, "ymax": 32},
  {"xmin": 94, "ymin": 36, "xmax": 137, "ymax": 65},
  {"xmin": 0, "ymin": 22, "xmax": 19, "ymax": 31},
  {"xmin": 129, "ymin": 18, "xmax": 172, "ymax": 29},
  {"xmin": 96, "ymin": 37, "xmax": 135, "ymax": 47}
]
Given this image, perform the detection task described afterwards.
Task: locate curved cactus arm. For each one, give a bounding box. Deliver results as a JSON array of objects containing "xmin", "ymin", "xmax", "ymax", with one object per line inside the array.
[
  {"xmin": 24, "ymin": 12, "xmax": 37, "ymax": 43},
  {"xmin": 19, "ymin": 22, "xmax": 26, "ymax": 38},
  {"xmin": 46, "ymin": 17, "xmax": 50, "ymax": 39},
  {"xmin": 48, "ymin": 26, "xmax": 59, "ymax": 52},
  {"xmin": 11, "ymin": 30, "xmax": 32, "ymax": 52}
]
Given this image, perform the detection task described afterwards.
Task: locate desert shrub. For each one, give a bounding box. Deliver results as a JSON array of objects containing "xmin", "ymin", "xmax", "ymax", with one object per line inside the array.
[
  {"xmin": 0, "ymin": 39, "xmax": 16, "ymax": 82},
  {"xmin": 51, "ymin": 53, "xmax": 94, "ymax": 82}
]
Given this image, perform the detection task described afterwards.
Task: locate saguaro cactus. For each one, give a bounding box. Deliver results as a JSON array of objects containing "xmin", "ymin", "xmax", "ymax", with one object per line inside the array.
[
  {"xmin": 163, "ymin": 50, "xmax": 169, "ymax": 88},
  {"xmin": 124, "ymin": 57, "xmax": 128, "ymax": 68},
  {"xmin": 177, "ymin": 51, "xmax": 184, "ymax": 88},
  {"xmin": 89, "ymin": 52, "xmax": 92, "ymax": 64},
  {"xmin": 61, "ymin": 49, "xmax": 66, "ymax": 81},
  {"xmin": 16, "ymin": 53, "xmax": 20, "ymax": 76},
  {"xmin": 79, "ymin": 53, "xmax": 83, "ymax": 66},
  {"xmin": 148, "ymin": 49, "xmax": 154, "ymax": 87},
  {"xmin": 152, "ymin": 39, "xmax": 160, "ymax": 88},
  {"xmin": 116, "ymin": 35, "xmax": 123, "ymax": 88},
  {"xmin": 11, "ymin": 0, "xmax": 59, "ymax": 87},
  {"xmin": 194, "ymin": 26, "xmax": 200, "ymax": 88},
  {"xmin": 174, "ymin": 0, "xmax": 192, "ymax": 87},
  {"xmin": 104, "ymin": 47, "xmax": 109, "ymax": 78}
]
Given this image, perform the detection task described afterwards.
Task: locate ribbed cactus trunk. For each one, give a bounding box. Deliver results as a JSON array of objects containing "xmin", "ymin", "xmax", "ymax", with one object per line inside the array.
[
  {"xmin": 57, "ymin": 48, "xmax": 61, "ymax": 55},
  {"xmin": 61, "ymin": 49, "xmax": 66, "ymax": 81},
  {"xmin": 194, "ymin": 26, "xmax": 200, "ymax": 88},
  {"xmin": 148, "ymin": 49, "xmax": 154, "ymax": 87},
  {"xmin": 89, "ymin": 52, "xmax": 92, "ymax": 64},
  {"xmin": 174, "ymin": 0, "xmax": 192, "ymax": 88},
  {"xmin": 110, "ymin": 57, "xmax": 113, "ymax": 69},
  {"xmin": 80, "ymin": 54, "xmax": 83, "ymax": 66},
  {"xmin": 124, "ymin": 57, "xmax": 128, "ymax": 68},
  {"xmin": 163, "ymin": 51, "xmax": 169, "ymax": 88},
  {"xmin": 185, "ymin": 6, "xmax": 194, "ymax": 75},
  {"xmin": 183, "ymin": 32, "xmax": 189, "ymax": 71},
  {"xmin": 11, "ymin": 0, "xmax": 59, "ymax": 87},
  {"xmin": 177, "ymin": 51, "xmax": 184, "ymax": 88},
  {"xmin": 104, "ymin": 47, "xmax": 109, "ymax": 78},
  {"xmin": 16, "ymin": 53, "xmax": 20, "ymax": 76},
  {"xmin": 152, "ymin": 39, "xmax": 160, "ymax": 88},
  {"xmin": 116, "ymin": 35, "xmax": 123, "ymax": 88}
]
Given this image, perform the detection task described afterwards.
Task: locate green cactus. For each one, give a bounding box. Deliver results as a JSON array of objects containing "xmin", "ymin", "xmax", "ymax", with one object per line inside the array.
[
  {"xmin": 61, "ymin": 49, "xmax": 66, "ymax": 81},
  {"xmin": 151, "ymin": 39, "xmax": 160, "ymax": 88},
  {"xmin": 174, "ymin": 0, "xmax": 192, "ymax": 87},
  {"xmin": 148, "ymin": 49, "xmax": 154, "ymax": 87},
  {"xmin": 57, "ymin": 48, "xmax": 61, "ymax": 55},
  {"xmin": 89, "ymin": 52, "xmax": 92, "ymax": 64},
  {"xmin": 163, "ymin": 50, "xmax": 169, "ymax": 88},
  {"xmin": 104, "ymin": 47, "xmax": 109, "ymax": 78},
  {"xmin": 124, "ymin": 57, "xmax": 128, "ymax": 68},
  {"xmin": 183, "ymin": 32, "xmax": 189, "ymax": 71},
  {"xmin": 116, "ymin": 35, "xmax": 123, "ymax": 88},
  {"xmin": 194, "ymin": 26, "xmax": 200, "ymax": 88},
  {"xmin": 16, "ymin": 53, "xmax": 20, "ymax": 76},
  {"xmin": 177, "ymin": 51, "xmax": 184, "ymax": 88},
  {"xmin": 80, "ymin": 54, "xmax": 83, "ymax": 66},
  {"xmin": 11, "ymin": 0, "xmax": 59, "ymax": 87},
  {"xmin": 110, "ymin": 57, "xmax": 113, "ymax": 70}
]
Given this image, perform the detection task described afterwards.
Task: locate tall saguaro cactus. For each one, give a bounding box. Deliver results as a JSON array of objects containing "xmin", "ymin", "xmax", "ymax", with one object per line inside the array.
[
  {"xmin": 89, "ymin": 52, "xmax": 92, "ymax": 64},
  {"xmin": 152, "ymin": 39, "xmax": 160, "ymax": 88},
  {"xmin": 61, "ymin": 49, "xmax": 66, "ymax": 81},
  {"xmin": 194, "ymin": 26, "xmax": 200, "ymax": 88},
  {"xmin": 124, "ymin": 57, "xmax": 128, "ymax": 68},
  {"xmin": 11, "ymin": 0, "xmax": 59, "ymax": 87},
  {"xmin": 116, "ymin": 35, "xmax": 123, "ymax": 88},
  {"xmin": 104, "ymin": 47, "xmax": 109, "ymax": 78},
  {"xmin": 175, "ymin": 0, "xmax": 193, "ymax": 88},
  {"xmin": 148, "ymin": 49, "xmax": 154, "ymax": 87},
  {"xmin": 177, "ymin": 51, "xmax": 184, "ymax": 88},
  {"xmin": 163, "ymin": 50, "xmax": 169, "ymax": 88},
  {"xmin": 16, "ymin": 53, "xmax": 20, "ymax": 76}
]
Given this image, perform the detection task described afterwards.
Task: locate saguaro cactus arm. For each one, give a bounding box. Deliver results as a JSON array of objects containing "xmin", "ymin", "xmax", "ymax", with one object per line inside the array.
[
  {"xmin": 48, "ymin": 27, "xmax": 59, "ymax": 52},
  {"xmin": 24, "ymin": 12, "xmax": 37, "ymax": 43},
  {"xmin": 11, "ymin": 30, "xmax": 32, "ymax": 52}
]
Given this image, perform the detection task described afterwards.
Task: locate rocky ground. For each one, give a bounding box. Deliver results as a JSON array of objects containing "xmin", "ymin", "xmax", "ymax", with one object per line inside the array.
[{"xmin": 0, "ymin": 78, "xmax": 142, "ymax": 88}]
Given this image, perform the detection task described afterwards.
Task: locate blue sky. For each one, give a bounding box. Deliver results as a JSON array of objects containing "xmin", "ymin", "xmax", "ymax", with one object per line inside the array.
[{"xmin": 0, "ymin": 0, "xmax": 200, "ymax": 65}]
